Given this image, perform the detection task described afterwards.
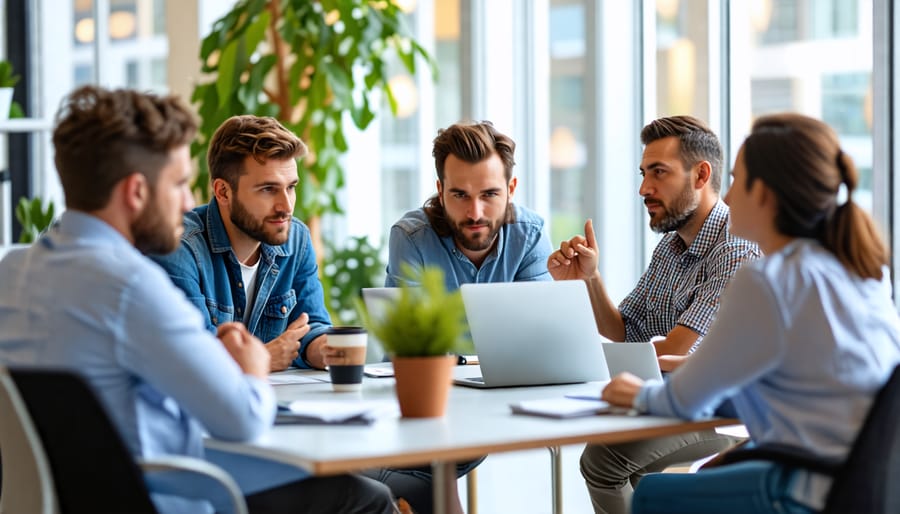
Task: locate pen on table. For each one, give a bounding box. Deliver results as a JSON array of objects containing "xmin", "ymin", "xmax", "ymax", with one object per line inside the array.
[{"xmin": 565, "ymin": 394, "xmax": 602, "ymax": 401}]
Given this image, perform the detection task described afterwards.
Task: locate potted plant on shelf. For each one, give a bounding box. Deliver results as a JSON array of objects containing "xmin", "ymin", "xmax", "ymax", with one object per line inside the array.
[
  {"xmin": 361, "ymin": 266, "xmax": 472, "ymax": 418},
  {"xmin": 0, "ymin": 60, "xmax": 21, "ymax": 121},
  {"xmin": 15, "ymin": 197, "xmax": 55, "ymax": 243}
]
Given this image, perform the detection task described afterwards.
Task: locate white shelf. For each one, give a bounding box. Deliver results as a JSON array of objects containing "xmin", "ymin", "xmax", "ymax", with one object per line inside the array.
[{"xmin": 0, "ymin": 118, "xmax": 53, "ymax": 133}]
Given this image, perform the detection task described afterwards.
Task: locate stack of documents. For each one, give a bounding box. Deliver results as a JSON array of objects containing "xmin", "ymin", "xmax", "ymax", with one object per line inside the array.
[
  {"xmin": 276, "ymin": 400, "xmax": 398, "ymax": 425},
  {"xmin": 509, "ymin": 396, "xmax": 633, "ymax": 419}
]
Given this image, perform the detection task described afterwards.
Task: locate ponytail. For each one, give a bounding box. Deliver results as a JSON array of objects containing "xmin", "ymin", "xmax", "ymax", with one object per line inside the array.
[
  {"xmin": 746, "ymin": 114, "xmax": 889, "ymax": 280},
  {"xmin": 821, "ymin": 151, "xmax": 888, "ymax": 280}
]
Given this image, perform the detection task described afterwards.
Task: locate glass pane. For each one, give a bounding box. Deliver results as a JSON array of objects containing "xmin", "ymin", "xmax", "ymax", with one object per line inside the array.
[
  {"xmin": 378, "ymin": 0, "xmax": 461, "ymax": 233},
  {"xmin": 654, "ymin": 0, "xmax": 710, "ymax": 120},
  {"xmin": 434, "ymin": 0, "xmax": 461, "ymax": 128},
  {"xmin": 548, "ymin": 0, "xmax": 587, "ymax": 245},
  {"xmin": 732, "ymin": 0, "xmax": 873, "ymax": 211},
  {"xmin": 71, "ymin": 0, "xmax": 168, "ymax": 91}
]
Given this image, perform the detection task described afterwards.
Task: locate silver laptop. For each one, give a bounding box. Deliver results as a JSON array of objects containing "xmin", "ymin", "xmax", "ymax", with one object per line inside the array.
[
  {"xmin": 455, "ymin": 281, "xmax": 610, "ymax": 388},
  {"xmin": 360, "ymin": 287, "xmax": 402, "ymax": 364},
  {"xmin": 601, "ymin": 342, "xmax": 663, "ymax": 381}
]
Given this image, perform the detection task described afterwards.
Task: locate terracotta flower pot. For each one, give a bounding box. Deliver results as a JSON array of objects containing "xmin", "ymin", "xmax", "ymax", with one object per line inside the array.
[{"xmin": 391, "ymin": 355, "xmax": 456, "ymax": 418}]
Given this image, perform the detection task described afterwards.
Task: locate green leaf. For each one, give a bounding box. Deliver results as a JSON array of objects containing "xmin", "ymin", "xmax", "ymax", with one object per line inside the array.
[
  {"xmin": 15, "ymin": 197, "xmax": 55, "ymax": 244},
  {"xmin": 243, "ymin": 9, "xmax": 271, "ymax": 51},
  {"xmin": 0, "ymin": 61, "xmax": 21, "ymax": 88},
  {"xmin": 8, "ymin": 100, "xmax": 24, "ymax": 119},
  {"xmin": 190, "ymin": 0, "xmax": 436, "ymax": 224},
  {"xmin": 363, "ymin": 266, "xmax": 471, "ymax": 357},
  {"xmin": 216, "ymin": 41, "xmax": 239, "ymax": 108},
  {"xmin": 323, "ymin": 61, "xmax": 352, "ymax": 106}
]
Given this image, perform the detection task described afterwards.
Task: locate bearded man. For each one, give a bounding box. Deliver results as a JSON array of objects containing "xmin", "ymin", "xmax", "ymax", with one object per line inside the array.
[
  {"xmin": 385, "ymin": 120, "xmax": 552, "ymax": 290},
  {"xmin": 151, "ymin": 115, "xmax": 331, "ymax": 372},
  {"xmin": 547, "ymin": 115, "xmax": 761, "ymax": 514},
  {"xmin": 378, "ymin": 120, "xmax": 551, "ymax": 514},
  {"xmin": 0, "ymin": 88, "xmax": 396, "ymax": 514}
]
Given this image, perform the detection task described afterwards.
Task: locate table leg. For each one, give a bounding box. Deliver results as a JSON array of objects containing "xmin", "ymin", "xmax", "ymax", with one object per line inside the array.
[
  {"xmin": 548, "ymin": 446, "xmax": 562, "ymax": 514},
  {"xmin": 431, "ymin": 460, "xmax": 456, "ymax": 514}
]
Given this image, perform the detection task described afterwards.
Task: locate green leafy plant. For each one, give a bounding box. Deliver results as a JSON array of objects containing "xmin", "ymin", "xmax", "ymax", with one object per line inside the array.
[
  {"xmin": 191, "ymin": 0, "xmax": 436, "ymax": 256},
  {"xmin": 321, "ymin": 235, "xmax": 384, "ymax": 325},
  {"xmin": 0, "ymin": 60, "xmax": 23, "ymax": 118},
  {"xmin": 0, "ymin": 60, "xmax": 20, "ymax": 88},
  {"xmin": 360, "ymin": 265, "xmax": 472, "ymax": 358},
  {"xmin": 15, "ymin": 197, "xmax": 55, "ymax": 243}
]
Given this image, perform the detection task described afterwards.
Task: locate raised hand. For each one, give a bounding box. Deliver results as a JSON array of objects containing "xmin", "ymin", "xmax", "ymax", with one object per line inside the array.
[
  {"xmin": 217, "ymin": 322, "xmax": 270, "ymax": 379},
  {"xmin": 547, "ymin": 219, "xmax": 601, "ymax": 281},
  {"xmin": 265, "ymin": 313, "xmax": 311, "ymax": 371}
]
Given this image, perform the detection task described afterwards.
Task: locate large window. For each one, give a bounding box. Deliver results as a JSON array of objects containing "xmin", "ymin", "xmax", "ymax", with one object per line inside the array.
[
  {"xmin": 731, "ymin": 0, "xmax": 874, "ymax": 211},
  {"xmin": 72, "ymin": 0, "xmax": 168, "ymax": 91},
  {"xmin": 548, "ymin": 0, "xmax": 587, "ymax": 245}
]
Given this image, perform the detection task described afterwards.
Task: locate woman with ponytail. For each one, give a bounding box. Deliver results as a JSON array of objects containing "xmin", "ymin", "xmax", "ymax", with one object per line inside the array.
[{"xmin": 600, "ymin": 113, "xmax": 900, "ymax": 514}]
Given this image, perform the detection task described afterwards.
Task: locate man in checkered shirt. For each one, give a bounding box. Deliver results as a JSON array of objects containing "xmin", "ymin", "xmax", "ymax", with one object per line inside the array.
[{"xmin": 548, "ymin": 115, "xmax": 761, "ymax": 514}]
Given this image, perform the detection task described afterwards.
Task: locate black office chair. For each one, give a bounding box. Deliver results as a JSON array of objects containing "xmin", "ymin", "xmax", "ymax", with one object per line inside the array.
[
  {"xmin": 6, "ymin": 367, "xmax": 247, "ymax": 514},
  {"xmin": 717, "ymin": 364, "xmax": 900, "ymax": 514}
]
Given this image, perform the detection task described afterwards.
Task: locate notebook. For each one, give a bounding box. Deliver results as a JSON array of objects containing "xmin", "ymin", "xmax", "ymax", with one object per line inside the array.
[
  {"xmin": 601, "ymin": 342, "xmax": 663, "ymax": 381},
  {"xmin": 455, "ymin": 280, "xmax": 610, "ymax": 388}
]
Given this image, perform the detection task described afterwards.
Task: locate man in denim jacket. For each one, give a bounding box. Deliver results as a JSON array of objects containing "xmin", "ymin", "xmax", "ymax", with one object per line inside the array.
[{"xmin": 152, "ymin": 115, "xmax": 330, "ymax": 371}]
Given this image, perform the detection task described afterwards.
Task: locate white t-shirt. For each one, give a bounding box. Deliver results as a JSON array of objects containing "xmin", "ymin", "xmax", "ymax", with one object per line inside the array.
[{"xmin": 240, "ymin": 260, "xmax": 260, "ymax": 324}]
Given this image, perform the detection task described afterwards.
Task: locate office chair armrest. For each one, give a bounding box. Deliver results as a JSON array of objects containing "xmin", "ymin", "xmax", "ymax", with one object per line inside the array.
[
  {"xmin": 714, "ymin": 442, "xmax": 843, "ymax": 476},
  {"xmin": 138, "ymin": 455, "xmax": 248, "ymax": 514}
]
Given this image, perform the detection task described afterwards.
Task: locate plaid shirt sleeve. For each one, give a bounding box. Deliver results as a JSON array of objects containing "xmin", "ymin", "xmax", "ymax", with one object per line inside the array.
[{"xmin": 620, "ymin": 263, "xmax": 654, "ymax": 342}]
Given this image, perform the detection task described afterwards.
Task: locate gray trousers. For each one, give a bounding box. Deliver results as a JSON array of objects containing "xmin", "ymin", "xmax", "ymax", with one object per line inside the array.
[
  {"xmin": 245, "ymin": 474, "xmax": 396, "ymax": 514},
  {"xmin": 580, "ymin": 429, "xmax": 741, "ymax": 514}
]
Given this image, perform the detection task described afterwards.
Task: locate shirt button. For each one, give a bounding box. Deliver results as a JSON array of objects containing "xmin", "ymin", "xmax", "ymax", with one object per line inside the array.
[
  {"xmin": 237, "ymin": 282, "xmax": 243, "ymax": 288},
  {"xmin": 212, "ymin": 316, "xmax": 218, "ymax": 324},
  {"xmin": 281, "ymin": 306, "xmax": 288, "ymax": 314}
]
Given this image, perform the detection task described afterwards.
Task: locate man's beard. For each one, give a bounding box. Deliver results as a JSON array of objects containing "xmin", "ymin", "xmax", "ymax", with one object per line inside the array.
[
  {"xmin": 647, "ymin": 180, "xmax": 699, "ymax": 233},
  {"xmin": 446, "ymin": 203, "xmax": 509, "ymax": 252},
  {"xmin": 230, "ymin": 196, "xmax": 291, "ymax": 246},
  {"xmin": 133, "ymin": 203, "xmax": 180, "ymax": 255}
]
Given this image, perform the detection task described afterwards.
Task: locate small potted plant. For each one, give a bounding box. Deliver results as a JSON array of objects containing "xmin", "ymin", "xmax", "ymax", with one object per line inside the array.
[
  {"xmin": 15, "ymin": 197, "xmax": 55, "ymax": 243},
  {"xmin": 0, "ymin": 60, "xmax": 20, "ymax": 121},
  {"xmin": 361, "ymin": 266, "xmax": 472, "ymax": 418}
]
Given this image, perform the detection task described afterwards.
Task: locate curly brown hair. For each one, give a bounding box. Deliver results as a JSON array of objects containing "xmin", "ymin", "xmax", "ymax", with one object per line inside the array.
[
  {"xmin": 207, "ymin": 115, "xmax": 307, "ymax": 189},
  {"xmin": 52, "ymin": 85, "xmax": 197, "ymax": 211}
]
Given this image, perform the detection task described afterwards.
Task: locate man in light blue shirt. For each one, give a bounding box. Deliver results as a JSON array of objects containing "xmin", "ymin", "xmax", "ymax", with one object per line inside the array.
[
  {"xmin": 385, "ymin": 121, "xmax": 552, "ymax": 290},
  {"xmin": 377, "ymin": 122, "xmax": 551, "ymax": 513},
  {"xmin": 0, "ymin": 86, "xmax": 393, "ymax": 514}
]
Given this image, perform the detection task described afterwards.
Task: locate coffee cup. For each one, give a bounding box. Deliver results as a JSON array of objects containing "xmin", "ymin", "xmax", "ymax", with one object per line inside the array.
[{"xmin": 327, "ymin": 326, "xmax": 367, "ymax": 392}]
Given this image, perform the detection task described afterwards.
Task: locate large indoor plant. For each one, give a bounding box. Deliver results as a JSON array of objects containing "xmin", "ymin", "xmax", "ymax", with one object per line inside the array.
[
  {"xmin": 362, "ymin": 266, "xmax": 472, "ymax": 418},
  {"xmin": 191, "ymin": 0, "xmax": 435, "ymax": 260}
]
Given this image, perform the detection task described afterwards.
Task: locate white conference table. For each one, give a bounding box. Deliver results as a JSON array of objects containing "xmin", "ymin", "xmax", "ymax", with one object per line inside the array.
[{"xmin": 206, "ymin": 366, "xmax": 736, "ymax": 514}]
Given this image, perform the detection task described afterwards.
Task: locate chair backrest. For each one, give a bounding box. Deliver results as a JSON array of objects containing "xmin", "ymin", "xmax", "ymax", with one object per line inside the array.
[
  {"xmin": 0, "ymin": 366, "xmax": 59, "ymax": 514},
  {"xmin": 825, "ymin": 364, "xmax": 900, "ymax": 514},
  {"xmin": 9, "ymin": 367, "xmax": 158, "ymax": 514}
]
